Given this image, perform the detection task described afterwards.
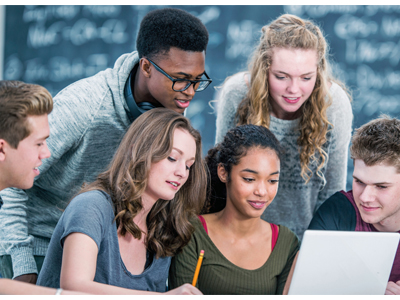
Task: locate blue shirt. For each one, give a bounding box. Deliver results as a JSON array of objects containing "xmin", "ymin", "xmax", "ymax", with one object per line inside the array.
[{"xmin": 37, "ymin": 190, "xmax": 170, "ymax": 291}]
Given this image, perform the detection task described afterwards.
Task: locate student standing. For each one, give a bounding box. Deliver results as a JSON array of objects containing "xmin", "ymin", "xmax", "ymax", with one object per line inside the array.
[
  {"xmin": 215, "ymin": 14, "xmax": 352, "ymax": 239},
  {"xmin": 0, "ymin": 7, "xmax": 211, "ymax": 283}
]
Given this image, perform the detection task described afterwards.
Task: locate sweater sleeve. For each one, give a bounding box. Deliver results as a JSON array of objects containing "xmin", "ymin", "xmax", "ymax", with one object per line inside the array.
[
  {"xmin": 308, "ymin": 191, "xmax": 356, "ymax": 231},
  {"xmin": 314, "ymin": 83, "xmax": 353, "ymax": 212},
  {"xmin": 215, "ymin": 73, "xmax": 248, "ymax": 144},
  {"xmin": 0, "ymin": 83, "xmax": 95, "ymax": 278}
]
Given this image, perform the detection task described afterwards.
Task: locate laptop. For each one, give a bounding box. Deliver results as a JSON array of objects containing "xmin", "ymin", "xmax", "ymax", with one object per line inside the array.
[{"xmin": 288, "ymin": 230, "xmax": 400, "ymax": 295}]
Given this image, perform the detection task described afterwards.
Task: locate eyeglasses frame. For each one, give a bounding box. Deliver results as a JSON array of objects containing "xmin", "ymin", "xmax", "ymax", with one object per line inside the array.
[{"xmin": 146, "ymin": 58, "xmax": 212, "ymax": 92}]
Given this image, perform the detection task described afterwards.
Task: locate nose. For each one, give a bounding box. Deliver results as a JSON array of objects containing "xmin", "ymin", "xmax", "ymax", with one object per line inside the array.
[
  {"xmin": 287, "ymin": 79, "xmax": 299, "ymax": 94},
  {"xmin": 254, "ymin": 182, "xmax": 267, "ymax": 197},
  {"xmin": 182, "ymin": 83, "xmax": 196, "ymax": 97},
  {"xmin": 40, "ymin": 140, "xmax": 51, "ymax": 159},
  {"xmin": 358, "ymin": 185, "xmax": 375, "ymax": 203},
  {"xmin": 174, "ymin": 161, "xmax": 188, "ymax": 179}
]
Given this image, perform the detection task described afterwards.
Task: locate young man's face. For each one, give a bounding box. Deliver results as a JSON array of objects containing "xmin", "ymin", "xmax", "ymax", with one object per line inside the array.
[
  {"xmin": 352, "ymin": 159, "xmax": 400, "ymax": 232},
  {"xmin": 142, "ymin": 47, "xmax": 206, "ymax": 114},
  {"xmin": 1, "ymin": 115, "xmax": 51, "ymax": 190}
]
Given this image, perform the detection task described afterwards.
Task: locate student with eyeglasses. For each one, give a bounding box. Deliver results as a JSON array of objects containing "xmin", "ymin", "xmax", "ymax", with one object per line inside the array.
[{"xmin": 0, "ymin": 7, "xmax": 211, "ymax": 284}]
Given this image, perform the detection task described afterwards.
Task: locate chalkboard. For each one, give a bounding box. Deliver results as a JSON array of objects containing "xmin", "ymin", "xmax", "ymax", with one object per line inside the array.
[{"xmin": 3, "ymin": 5, "xmax": 400, "ymax": 189}]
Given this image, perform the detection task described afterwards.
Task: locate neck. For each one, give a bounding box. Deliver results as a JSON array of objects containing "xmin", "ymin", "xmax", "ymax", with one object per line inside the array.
[
  {"xmin": 214, "ymin": 203, "xmax": 264, "ymax": 238},
  {"xmin": 133, "ymin": 64, "xmax": 156, "ymax": 106},
  {"xmin": 373, "ymin": 219, "xmax": 400, "ymax": 233},
  {"xmin": 133, "ymin": 194, "xmax": 157, "ymax": 228}
]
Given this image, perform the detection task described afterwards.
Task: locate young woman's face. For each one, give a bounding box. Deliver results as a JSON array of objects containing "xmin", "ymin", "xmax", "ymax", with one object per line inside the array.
[
  {"xmin": 219, "ymin": 147, "xmax": 280, "ymax": 219},
  {"xmin": 144, "ymin": 128, "xmax": 196, "ymax": 203},
  {"xmin": 268, "ymin": 47, "xmax": 318, "ymax": 120}
]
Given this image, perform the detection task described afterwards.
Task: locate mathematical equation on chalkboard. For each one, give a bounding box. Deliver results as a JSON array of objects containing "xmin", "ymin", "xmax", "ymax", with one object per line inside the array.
[{"xmin": 3, "ymin": 5, "xmax": 400, "ymax": 188}]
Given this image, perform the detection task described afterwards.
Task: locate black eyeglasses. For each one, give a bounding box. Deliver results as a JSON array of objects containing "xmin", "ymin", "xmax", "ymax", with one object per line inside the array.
[{"xmin": 147, "ymin": 58, "xmax": 212, "ymax": 92}]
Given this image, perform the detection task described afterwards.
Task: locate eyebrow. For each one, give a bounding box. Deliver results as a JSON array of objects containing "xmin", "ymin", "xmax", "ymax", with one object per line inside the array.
[
  {"xmin": 353, "ymin": 175, "xmax": 392, "ymax": 185},
  {"xmin": 272, "ymin": 70, "xmax": 316, "ymax": 76},
  {"xmin": 175, "ymin": 71, "xmax": 205, "ymax": 78},
  {"xmin": 172, "ymin": 147, "xmax": 195, "ymax": 161},
  {"xmin": 241, "ymin": 168, "xmax": 280, "ymax": 176},
  {"xmin": 36, "ymin": 135, "xmax": 50, "ymax": 141}
]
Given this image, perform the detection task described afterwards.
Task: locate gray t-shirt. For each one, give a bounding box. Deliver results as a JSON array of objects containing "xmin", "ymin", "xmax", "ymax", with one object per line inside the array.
[{"xmin": 37, "ymin": 190, "xmax": 171, "ymax": 292}]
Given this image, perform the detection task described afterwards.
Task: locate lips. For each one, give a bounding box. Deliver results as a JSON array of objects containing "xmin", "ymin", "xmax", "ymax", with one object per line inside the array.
[
  {"xmin": 248, "ymin": 200, "xmax": 266, "ymax": 210},
  {"xmin": 167, "ymin": 181, "xmax": 180, "ymax": 190},
  {"xmin": 360, "ymin": 204, "xmax": 380, "ymax": 212},
  {"xmin": 283, "ymin": 96, "xmax": 301, "ymax": 104},
  {"xmin": 175, "ymin": 99, "xmax": 191, "ymax": 109},
  {"xmin": 33, "ymin": 167, "xmax": 40, "ymax": 176}
]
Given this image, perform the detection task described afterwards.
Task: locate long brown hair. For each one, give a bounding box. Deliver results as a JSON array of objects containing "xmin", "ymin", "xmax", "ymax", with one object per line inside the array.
[
  {"xmin": 236, "ymin": 14, "xmax": 351, "ymax": 183},
  {"xmin": 79, "ymin": 108, "xmax": 207, "ymax": 257}
]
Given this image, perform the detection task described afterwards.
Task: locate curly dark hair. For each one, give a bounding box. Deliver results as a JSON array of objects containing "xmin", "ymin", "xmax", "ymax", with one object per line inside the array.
[
  {"xmin": 136, "ymin": 7, "xmax": 209, "ymax": 59},
  {"xmin": 202, "ymin": 124, "xmax": 284, "ymax": 214}
]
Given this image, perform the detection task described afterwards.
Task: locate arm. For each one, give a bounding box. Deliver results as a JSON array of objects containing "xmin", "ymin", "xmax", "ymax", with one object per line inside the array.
[
  {"xmin": 215, "ymin": 73, "xmax": 248, "ymax": 144},
  {"xmin": 276, "ymin": 231, "xmax": 300, "ymax": 295},
  {"xmin": 282, "ymin": 252, "xmax": 299, "ymax": 295},
  {"xmin": 308, "ymin": 191, "xmax": 356, "ymax": 231},
  {"xmin": 61, "ymin": 232, "xmax": 201, "ymax": 295},
  {"xmin": 315, "ymin": 84, "xmax": 353, "ymax": 212},
  {"xmin": 0, "ymin": 279, "xmax": 83, "ymax": 295}
]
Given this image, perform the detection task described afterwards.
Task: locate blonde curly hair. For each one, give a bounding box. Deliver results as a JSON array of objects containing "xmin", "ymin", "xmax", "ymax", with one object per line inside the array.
[{"xmin": 236, "ymin": 14, "xmax": 351, "ymax": 183}]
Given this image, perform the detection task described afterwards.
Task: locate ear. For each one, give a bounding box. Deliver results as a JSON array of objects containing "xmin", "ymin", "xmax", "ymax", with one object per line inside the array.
[
  {"xmin": 217, "ymin": 163, "xmax": 228, "ymax": 183},
  {"xmin": 0, "ymin": 139, "xmax": 8, "ymax": 162},
  {"xmin": 139, "ymin": 58, "xmax": 152, "ymax": 78}
]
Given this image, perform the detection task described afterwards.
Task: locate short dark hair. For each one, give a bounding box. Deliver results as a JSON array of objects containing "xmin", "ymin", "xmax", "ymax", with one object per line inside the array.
[
  {"xmin": 136, "ymin": 8, "xmax": 209, "ymax": 59},
  {"xmin": 203, "ymin": 124, "xmax": 284, "ymax": 214},
  {"xmin": 0, "ymin": 80, "xmax": 53, "ymax": 148},
  {"xmin": 350, "ymin": 115, "xmax": 400, "ymax": 173}
]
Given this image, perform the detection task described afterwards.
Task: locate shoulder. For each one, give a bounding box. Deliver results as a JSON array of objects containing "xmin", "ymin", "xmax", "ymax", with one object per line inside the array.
[
  {"xmin": 218, "ymin": 72, "xmax": 248, "ymax": 101},
  {"xmin": 308, "ymin": 191, "xmax": 356, "ymax": 231},
  {"xmin": 65, "ymin": 190, "xmax": 114, "ymax": 218},
  {"xmin": 275, "ymin": 225, "xmax": 300, "ymax": 254},
  {"xmin": 326, "ymin": 82, "xmax": 353, "ymax": 118}
]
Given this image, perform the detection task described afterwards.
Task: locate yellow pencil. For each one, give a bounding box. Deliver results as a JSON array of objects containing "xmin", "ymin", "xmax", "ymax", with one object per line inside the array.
[{"xmin": 192, "ymin": 250, "xmax": 204, "ymax": 286}]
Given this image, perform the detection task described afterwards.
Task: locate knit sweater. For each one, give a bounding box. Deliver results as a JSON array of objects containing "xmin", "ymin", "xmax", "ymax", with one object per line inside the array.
[
  {"xmin": 0, "ymin": 51, "xmax": 139, "ymax": 278},
  {"xmin": 169, "ymin": 217, "xmax": 299, "ymax": 295},
  {"xmin": 215, "ymin": 72, "xmax": 353, "ymax": 239}
]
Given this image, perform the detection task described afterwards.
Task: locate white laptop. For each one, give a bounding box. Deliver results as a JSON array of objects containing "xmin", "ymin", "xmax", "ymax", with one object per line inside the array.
[{"xmin": 288, "ymin": 230, "xmax": 400, "ymax": 295}]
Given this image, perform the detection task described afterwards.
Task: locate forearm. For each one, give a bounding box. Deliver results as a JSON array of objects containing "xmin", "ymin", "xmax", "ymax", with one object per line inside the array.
[{"xmin": 60, "ymin": 279, "xmax": 160, "ymax": 295}]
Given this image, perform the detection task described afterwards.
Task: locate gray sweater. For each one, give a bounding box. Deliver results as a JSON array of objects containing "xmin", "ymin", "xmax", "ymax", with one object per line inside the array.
[
  {"xmin": 0, "ymin": 51, "xmax": 139, "ymax": 278},
  {"xmin": 215, "ymin": 72, "xmax": 353, "ymax": 239}
]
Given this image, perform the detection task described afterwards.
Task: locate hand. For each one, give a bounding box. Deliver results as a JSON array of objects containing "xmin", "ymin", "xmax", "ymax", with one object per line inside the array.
[
  {"xmin": 166, "ymin": 283, "xmax": 203, "ymax": 295},
  {"xmin": 13, "ymin": 273, "xmax": 38, "ymax": 284},
  {"xmin": 385, "ymin": 281, "xmax": 400, "ymax": 295}
]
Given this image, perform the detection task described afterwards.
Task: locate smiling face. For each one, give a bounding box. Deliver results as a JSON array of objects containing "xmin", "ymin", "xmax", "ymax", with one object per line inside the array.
[
  {"xmin": 0, "ymin": 114, "xmax": 51, "ymax": 190},
  {"xmin": 352, "ymin": 159, "xmax": 400, "ymax": 232},
  {"xmin": 219, "ymin": 147, "xmax": 280, "ymax": 219},
  {"xmin": 141, "ymin": 47, "xmax": 206, "ymax": 114},
  {"xmin": 144, "ymin": 128, "xmax": 196, "ymax": 204},
  {"xmin": 268, "ymin": 47, "xmax": 318, "ymax": 120}
]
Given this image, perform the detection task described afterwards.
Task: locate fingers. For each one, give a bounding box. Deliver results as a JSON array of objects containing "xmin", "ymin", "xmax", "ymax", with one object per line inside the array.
[
  {"xmin": 385, "ymin": 281, "xmax": 400, "ymax": 295},
  {"xmin": 167, "ymin": 283, "xmax": 203, "ymax": 295}
]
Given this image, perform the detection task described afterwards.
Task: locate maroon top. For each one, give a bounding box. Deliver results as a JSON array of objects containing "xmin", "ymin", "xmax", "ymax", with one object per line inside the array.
[{"xmin": 198, "ymin": 215, "xmax": 278, "ymax": 251}]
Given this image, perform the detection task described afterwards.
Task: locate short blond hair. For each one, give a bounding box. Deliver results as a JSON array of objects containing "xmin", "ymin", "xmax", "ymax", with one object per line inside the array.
[{"xmin": 0, "ymin": 80, "xmax": 53, "ymax": 148}]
